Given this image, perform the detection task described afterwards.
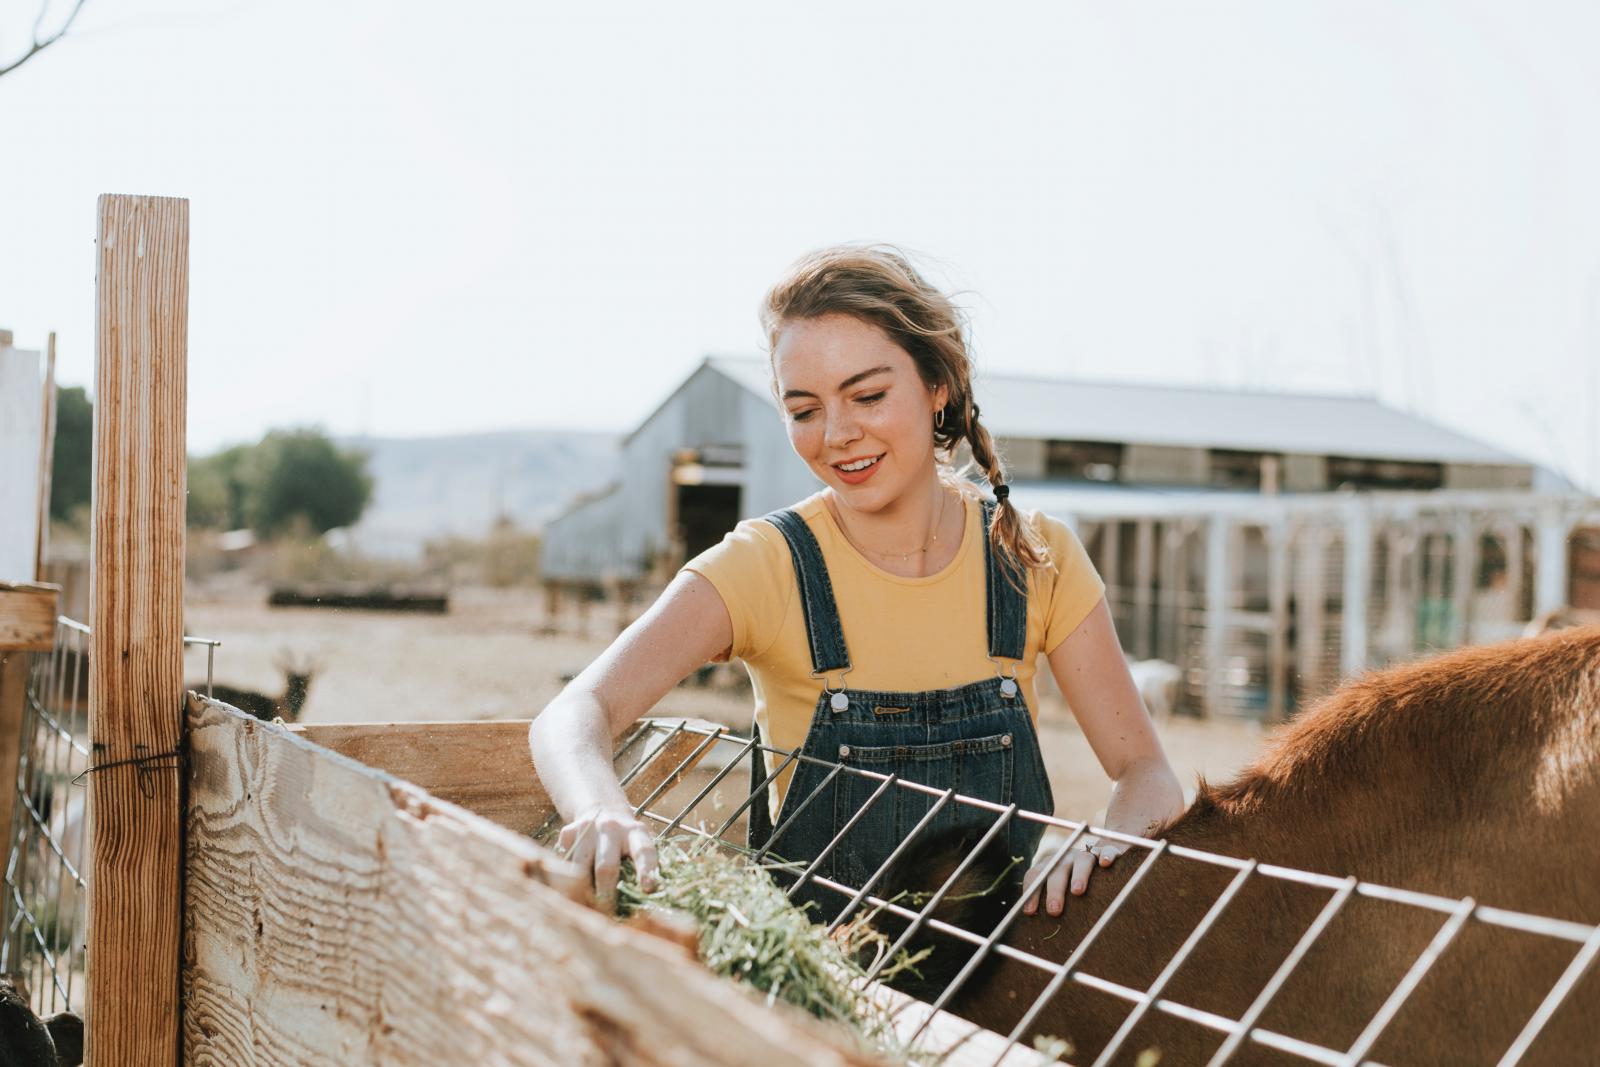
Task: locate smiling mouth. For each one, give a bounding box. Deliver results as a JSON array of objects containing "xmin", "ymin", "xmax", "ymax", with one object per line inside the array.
[{"xmin": 833, "ymin": 454, "xmax": 883, "ymax": 473}]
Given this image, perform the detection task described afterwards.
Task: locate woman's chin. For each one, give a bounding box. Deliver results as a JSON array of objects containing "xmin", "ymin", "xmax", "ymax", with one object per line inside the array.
[{"xmin": 829, "ymin": 480, "xmax": 893, "ymax": 511}]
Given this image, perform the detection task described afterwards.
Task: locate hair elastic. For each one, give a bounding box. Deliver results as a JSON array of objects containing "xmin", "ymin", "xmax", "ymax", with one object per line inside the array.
[{"xmin": 993, "ymin": 484, "xmax": 1010, "ymax": 503}]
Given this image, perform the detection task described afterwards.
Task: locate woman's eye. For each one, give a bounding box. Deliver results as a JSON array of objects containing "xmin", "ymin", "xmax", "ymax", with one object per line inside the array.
[
  {"xmin": 857, "ymin": 392, "xmax": 886, "ymax": 405},
  {"xmin": 790, "ymin": 409, "xmax": 816, "ymax": 422}
]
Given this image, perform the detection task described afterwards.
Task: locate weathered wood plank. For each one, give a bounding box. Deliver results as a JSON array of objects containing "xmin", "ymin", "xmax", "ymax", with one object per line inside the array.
[
  {"xmin": 184, "ymin": 697, "xmax": 881, "ymax": 1066},
  {"xmin": 88, "ymin": 193, "xmax": 188, "ymax": 1067},
  {"xmin": 0, "ymin": 582, "xmax": 57, "ymax": 651},
  {"xmin": 286, "ymin": 717, "xmax": 721, "ymax": 836},
  {"xmin": 0, "ymin": 650, "xmax": 29, "ymax": 856},
  {"xmin": 867, "ymin": 981, "xmax": 1059, "ymax": 1067}
]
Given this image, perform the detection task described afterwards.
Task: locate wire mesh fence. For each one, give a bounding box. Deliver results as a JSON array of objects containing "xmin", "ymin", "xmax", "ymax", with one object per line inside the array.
[
  {"xmin": 560, "ymin": 717, "xmax": 1599, "ymax": 1067},
  {"xmin": 0, "ymin": 617, "xmax": 218, "ymax": 1021}
]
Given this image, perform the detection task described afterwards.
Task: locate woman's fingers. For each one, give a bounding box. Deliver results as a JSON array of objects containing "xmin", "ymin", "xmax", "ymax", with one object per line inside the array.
[
  {"xmin": 627, "ymin": 825, "xmax": 660, "ymax": 892},
  {"xmin": 565, "ymin": 822, "xmax": 598, "ymax": 882},
  {"xmin": 1021, "ymin": 859, "xmax": 1051, "ymax": 915},
  {"xmin": 593, "ymin": 826, "xmax": 623, "ymax": 910},
  {"xmin": 1024, "ymin": 837, "xmax": 1126, "ymax": 917},
  {"xmin": 1045, "ymin": 852, "xmax": 1072, "ymax": 914},
  {"xmin": 558, "ymin": 810, "xmax": 661, "ymax": 909},
  {"xmin": 1069, "ymin": 847, "xmax": 1098, "ymax": 897}
]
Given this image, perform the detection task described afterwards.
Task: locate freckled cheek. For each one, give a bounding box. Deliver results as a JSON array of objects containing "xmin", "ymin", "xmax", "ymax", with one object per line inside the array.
[
  {"xmin": 786, "ymin": 421, "xmax": 823, "ymax": 464},
  {"xmin": 879, "ymin": 403, "xmax": 926, "ymax": 451}
]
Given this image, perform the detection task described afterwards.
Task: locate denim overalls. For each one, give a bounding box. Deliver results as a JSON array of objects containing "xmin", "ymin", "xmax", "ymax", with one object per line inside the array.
[{"xmin": 745, "ymin": 499, "xmax": 1055, "ymax": 922}]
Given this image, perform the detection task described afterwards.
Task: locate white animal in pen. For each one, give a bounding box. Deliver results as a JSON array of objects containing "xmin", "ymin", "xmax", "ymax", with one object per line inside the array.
[{"xmin": 1124, "ymin": 656, "xmax": 1182, "ymax": 722}]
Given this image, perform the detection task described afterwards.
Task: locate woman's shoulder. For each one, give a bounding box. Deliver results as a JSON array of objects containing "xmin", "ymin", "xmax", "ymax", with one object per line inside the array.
[
  {"xmin": 1029, "ymin": 506, "xmax": 1078, "ymax": 536},
  {"xmin": 1010, "ymin": 504, "xmax": 1101, "ymax": 605}
]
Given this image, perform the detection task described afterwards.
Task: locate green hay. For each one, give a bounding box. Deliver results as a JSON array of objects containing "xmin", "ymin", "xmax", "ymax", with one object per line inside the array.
[{"xmin": 615, "ymin": 838, "xmax": 930, "ymax": 1059}]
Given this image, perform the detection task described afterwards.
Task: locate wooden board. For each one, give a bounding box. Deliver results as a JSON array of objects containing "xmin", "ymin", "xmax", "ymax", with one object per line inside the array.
[
  {"xmin": 87, "ymin": 193, "xmax": 189, "ymax": 1067},
  {"xmin": 184, "ymin": 697, "xmax": 882, "ymax": 1067},
  {"xmin": 286, "ymin": 718, "xmax": 721, "ymax": 836},
  {"xmin": 867, "ymin": 981, "xmax": 1061, "ymax": 1067},
  {"xmin": 0, "ymin": 651, "xmax": 28, "ymax": 856},
  {"xmin": 0, "ymin": 582, "xmax": 57, "ymax": 651}
]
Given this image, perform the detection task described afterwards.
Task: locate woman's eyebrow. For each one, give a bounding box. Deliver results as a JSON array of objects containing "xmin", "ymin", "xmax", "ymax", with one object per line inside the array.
[{"xmin": 781, "ymin": 365, "xmax": 893, "ymax": 401}]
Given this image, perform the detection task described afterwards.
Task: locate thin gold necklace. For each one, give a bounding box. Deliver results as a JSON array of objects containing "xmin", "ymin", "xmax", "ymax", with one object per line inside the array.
[{"xmin": 837, "ymin": 486, "xmax": 949, "ymax": 564}]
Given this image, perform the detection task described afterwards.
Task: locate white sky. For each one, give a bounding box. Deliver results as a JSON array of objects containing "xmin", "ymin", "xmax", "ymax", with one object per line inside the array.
[{"xmin": 3, "ymin": 0, "xmax": 1598, "ymax": 490}]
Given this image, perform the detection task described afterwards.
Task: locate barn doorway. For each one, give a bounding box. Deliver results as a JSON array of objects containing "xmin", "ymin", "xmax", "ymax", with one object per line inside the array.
[
  {"xmin": 669, "ymin": 446, "xmax": 745, "ymax": 566},
  {"xmin": 675, "ymin": 483, "xmax": 742, "ymax": 562}
]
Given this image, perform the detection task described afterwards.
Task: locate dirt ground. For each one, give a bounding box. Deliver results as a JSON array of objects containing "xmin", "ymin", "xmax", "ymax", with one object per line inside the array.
[{"xmin": 183, "ymin": 583, "xmax": 1276, "ymax": 822}]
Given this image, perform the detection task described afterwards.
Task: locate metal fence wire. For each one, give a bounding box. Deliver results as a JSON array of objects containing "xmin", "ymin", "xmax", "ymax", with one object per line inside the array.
[
  {"xmin": 0, "ymin": 617, "xmax": 218, "ymax": 1020},
  {"xmin": 567, "ymin": 718, "xmax": 1599, "ymax": 1067}
]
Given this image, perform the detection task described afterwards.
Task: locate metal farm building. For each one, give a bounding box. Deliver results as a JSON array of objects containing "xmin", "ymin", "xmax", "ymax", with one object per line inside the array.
[{"xmin": 541, "ymin": 356, "xmax": 1600, "ymax": 718}]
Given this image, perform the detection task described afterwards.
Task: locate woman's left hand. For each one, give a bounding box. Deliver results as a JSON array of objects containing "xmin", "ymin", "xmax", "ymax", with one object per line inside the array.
[{"xmin": 1021, "ymin": 837, "xmax": 1127, "ymax": 916}]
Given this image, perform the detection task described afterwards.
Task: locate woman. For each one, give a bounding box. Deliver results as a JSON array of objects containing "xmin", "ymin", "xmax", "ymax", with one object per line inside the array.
[{"xmin": 529, "ymin": 245, "xmax": 1184, "ymax": 922}]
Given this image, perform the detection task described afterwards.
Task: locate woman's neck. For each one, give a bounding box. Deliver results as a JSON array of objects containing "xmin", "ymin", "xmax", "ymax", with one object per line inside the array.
[{"xmin": 825, "ymin": 473, "xmax": 962, "ymax": 576}]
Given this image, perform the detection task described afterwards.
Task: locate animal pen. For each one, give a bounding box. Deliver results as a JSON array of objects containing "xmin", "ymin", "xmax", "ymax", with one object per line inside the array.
[
  {"xmin": 0, "ymin": 195, "xmax": 1595, "ymax": 1065},
  {"xmin": 1059, "ymin": 489, "xmax": 1600, "ymax": 721}
]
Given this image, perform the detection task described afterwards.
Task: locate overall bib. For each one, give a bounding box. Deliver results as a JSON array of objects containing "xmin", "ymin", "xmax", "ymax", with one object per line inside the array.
[{"xmin": 745, "ymin": 499, "xmax": 1055, "ymax": 922}]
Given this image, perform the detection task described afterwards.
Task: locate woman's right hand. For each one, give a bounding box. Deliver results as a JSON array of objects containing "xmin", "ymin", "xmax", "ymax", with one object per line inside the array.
[
  {"xmin": 557, "ymin": 804, "xmax": 660, "ymax": 910},
  {"xmin": 532, "ymin": 571, "xmax": 734, "ymax": 910}
]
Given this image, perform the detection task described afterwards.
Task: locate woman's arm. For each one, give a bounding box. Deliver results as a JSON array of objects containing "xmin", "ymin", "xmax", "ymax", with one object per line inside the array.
[
  {"xmin": 1023, "ymin": 595, "xmax": 1186, "ymax": 916},
  {"xmin": 529, "ymin": 569, "xmax": 735, "ymax": 908}
]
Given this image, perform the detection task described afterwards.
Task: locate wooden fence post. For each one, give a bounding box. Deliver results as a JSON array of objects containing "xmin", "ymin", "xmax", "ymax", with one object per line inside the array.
[{"xmin": 87, "ymin": 194, "xmax": 188, "ymax": 1066}]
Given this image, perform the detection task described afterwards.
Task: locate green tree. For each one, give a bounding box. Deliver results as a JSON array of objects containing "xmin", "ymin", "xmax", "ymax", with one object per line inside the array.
[
  {"xmin": 247, "ymin": 429, "xmax": 374, "ymax": 536},
  {"xmin": 49, "ymin": 385, "xmax": 92, "ymax": 522},
  {"xmin": 187, "ymin": 443, "xmax": 253, "ymax": 530}
]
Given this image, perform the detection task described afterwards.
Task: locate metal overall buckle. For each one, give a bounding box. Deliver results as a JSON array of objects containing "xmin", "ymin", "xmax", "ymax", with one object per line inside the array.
[
  {"xmin": 987, "ymin": 656, "xmax": 1020, "ymax": 699},
  {"xmin": 812, "ymin": 665, "xmax": 853, "ymax": 712}
]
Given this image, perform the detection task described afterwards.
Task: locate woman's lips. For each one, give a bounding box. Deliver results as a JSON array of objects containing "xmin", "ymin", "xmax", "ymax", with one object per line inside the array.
[{"xmin": 833, "ymin": 454, "xmax": 884, "ymax": 485}]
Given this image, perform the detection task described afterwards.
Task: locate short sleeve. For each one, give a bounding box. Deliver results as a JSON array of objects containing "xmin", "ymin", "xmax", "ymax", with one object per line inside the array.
[
  {"xmin": 681, "ymin": 518, "xmax": 794, "ymax": 663},
  {"xmin": 1033, "ymin": 510, "xmax": 1107, "ymax": 655}
]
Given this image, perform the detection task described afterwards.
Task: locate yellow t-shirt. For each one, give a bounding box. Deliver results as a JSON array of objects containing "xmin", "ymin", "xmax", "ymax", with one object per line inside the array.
[{"xmin": 682, "ymin": 489, "xmax": 1106, "ymax": 808}]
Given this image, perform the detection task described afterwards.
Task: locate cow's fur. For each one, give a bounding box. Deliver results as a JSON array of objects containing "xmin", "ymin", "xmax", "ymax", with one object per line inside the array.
[{"xmin": 881, "ymin": 626, "xmax": 1600, "ymax": 1065}]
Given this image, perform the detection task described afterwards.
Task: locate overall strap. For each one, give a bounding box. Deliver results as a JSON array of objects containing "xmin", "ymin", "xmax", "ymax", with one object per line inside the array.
[
  {"xmin": 983, "ymin": 500, "xmax": 1029, "ymax": 661},
  {"xmin": 761, "ymin": 508, "xmax": 851, "ymax": 675}
]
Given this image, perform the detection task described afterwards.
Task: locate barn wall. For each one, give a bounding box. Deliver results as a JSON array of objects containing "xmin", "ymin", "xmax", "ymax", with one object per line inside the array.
[
  {"xmin": 541, "ymin": 364, "xmax": 819, "ymax": 580},
  {"xmin": 183, "ymin": 698, "xmax": 878, "ymax": 1067},
  {"xmin": 539, "ymin": 488, "xmax": 624, "ymax": 581},
  {"xmin": 1444, "ymin": 463, "xmax": 1534, "ymax": 490},
  {"xmin": 740, "ymin": 387, "xmax": 819, "ymax": 520},
  {"xmin": 613, "ymin": 365, "xmax": 743, "ymax": 573}
]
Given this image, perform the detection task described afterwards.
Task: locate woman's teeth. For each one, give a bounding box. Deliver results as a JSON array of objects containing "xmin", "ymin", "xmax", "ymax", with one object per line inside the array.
[{"xmin": 838, "ymin": 456, "xmax": 880, "ymax": 472}]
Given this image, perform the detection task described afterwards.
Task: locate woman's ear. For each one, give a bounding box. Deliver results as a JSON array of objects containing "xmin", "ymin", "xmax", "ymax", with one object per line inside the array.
[{"xmin": 931, "ymin": 382, "xmax": 950, "ymax": 417}]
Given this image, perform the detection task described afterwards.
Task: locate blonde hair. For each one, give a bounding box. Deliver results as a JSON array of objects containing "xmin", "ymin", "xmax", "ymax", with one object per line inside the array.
[{"xmin": 761, "ymin": 243, "xmax": 1051, "ymax": 582}]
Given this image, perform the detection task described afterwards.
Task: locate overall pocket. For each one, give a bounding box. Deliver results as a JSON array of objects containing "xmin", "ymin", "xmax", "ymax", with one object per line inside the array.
[{"xmin": 832, "ymin": 732, "xmax": 1016, "ymax": 888}]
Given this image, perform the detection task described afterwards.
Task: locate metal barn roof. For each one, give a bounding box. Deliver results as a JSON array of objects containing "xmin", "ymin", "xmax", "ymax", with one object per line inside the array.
[{"xmin": 703, "ymin": 356, "xmax": 1529, "ymax": 467}]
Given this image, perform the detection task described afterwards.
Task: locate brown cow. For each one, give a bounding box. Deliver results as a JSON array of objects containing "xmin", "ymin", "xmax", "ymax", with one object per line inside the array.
[{"xmin": 884, "ymin": 626, "xmax": 1600, "ymax": 1065}]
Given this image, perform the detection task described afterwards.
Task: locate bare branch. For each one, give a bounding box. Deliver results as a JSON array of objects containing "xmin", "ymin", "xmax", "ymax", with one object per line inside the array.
[{"xmin": 0, "ymin": 0, "xmax": 89, "ymax": 80}]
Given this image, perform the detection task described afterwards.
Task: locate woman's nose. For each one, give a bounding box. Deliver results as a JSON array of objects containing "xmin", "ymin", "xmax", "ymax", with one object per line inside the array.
[{"xmin": 823, "ymin": 408, "xmax": 860, "ymax": 449}]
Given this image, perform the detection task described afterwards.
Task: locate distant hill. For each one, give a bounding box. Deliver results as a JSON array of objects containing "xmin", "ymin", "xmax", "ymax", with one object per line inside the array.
[{"xmin": 339, "ymin": 430, "xmax": 620, "ymax": 557}]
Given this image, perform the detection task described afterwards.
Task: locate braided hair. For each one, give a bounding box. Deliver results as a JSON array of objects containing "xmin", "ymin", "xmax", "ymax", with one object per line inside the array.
[{"xmin": 761, "ymin": 244, "xmax": 1052, "ymax": 587}]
